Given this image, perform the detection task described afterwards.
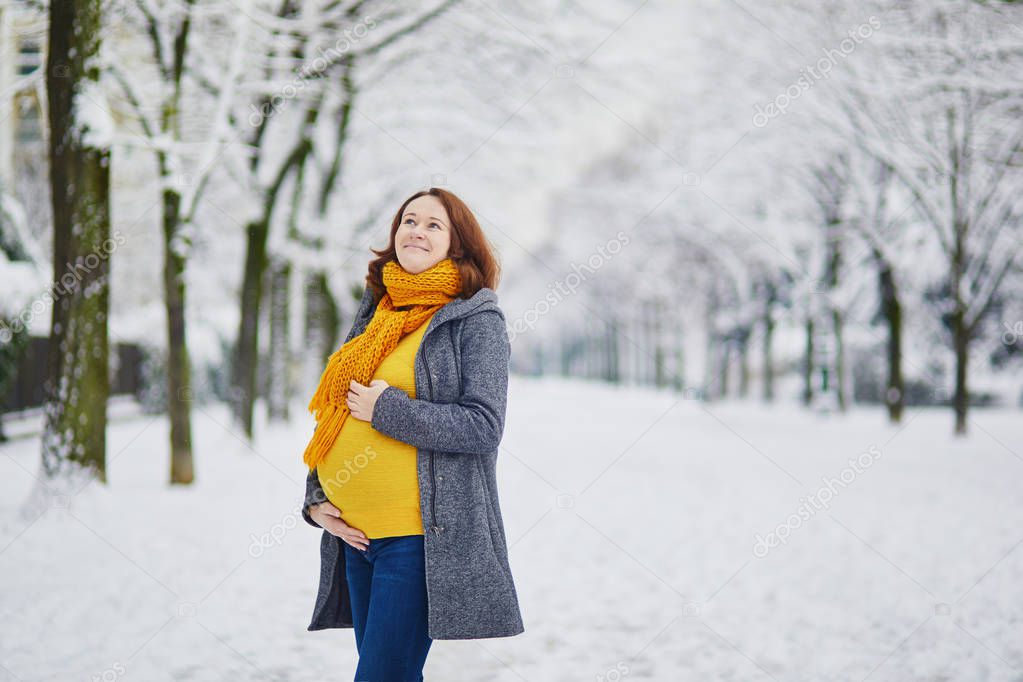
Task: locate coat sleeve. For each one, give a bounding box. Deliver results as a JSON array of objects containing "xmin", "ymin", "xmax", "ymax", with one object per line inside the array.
[
  {"xmin": 370, "ymin": 310, "xmax": 510, "ymax": 455},
  {"xmin": 302, "ymin": 466, "xmax": 328, "ymax": 528}
]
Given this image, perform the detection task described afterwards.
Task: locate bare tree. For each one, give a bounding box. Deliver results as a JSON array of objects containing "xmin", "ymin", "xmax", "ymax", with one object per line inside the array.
[
  {"xmin": 227, "ymin": 0, "xmax": 461, "ymax": 436},
  {"xmin": 823, "ymin": 0, "xmax": 1023, "ymax": 433},
  {"xmin": 41, "ymin": 0, "xmax": 111, "ymax": 487},
  {"xmin": 106, "ymin": 0, "xmax": 252, "ymax": 482}
]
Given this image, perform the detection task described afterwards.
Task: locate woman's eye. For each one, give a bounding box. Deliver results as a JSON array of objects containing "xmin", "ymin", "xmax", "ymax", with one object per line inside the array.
[{"xmin": 429, "ymin": 223, "xmax": 440, "ymax": 229}]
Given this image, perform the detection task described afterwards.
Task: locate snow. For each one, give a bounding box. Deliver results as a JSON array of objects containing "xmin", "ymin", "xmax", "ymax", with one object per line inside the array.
[
  {"xmin": 72, "ymin": 79, "xmax": 116, "ymax": 151},
  {"xmin": 0, "ymin": 259, "xmax": 44, "ymax": 322},
  {"xmin": 2, "ymin": 376, "xmax": 1022, "ymax": 680},
  {"xmin": 2, "ymin": 0, "xmax": 1023, "ymax": 676}
]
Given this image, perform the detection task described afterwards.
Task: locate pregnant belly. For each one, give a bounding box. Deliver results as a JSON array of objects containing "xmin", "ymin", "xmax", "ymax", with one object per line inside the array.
[{"xmin": 316, "ymin": 417, "xmax": 423, "ymax": 538}]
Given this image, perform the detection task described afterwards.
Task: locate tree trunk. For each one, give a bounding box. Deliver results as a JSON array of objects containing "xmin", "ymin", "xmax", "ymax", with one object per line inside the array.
[
  {"xmin": 585, "ymin": 319, "xmax": 596, "ymax": 380},
  {"xmin": 559, "ymin": 330, "xmax": 570, "ymax": 377},
  {"xmin": 231, "ymin": 218, "xmax": 269, "ymax": 437},
  {"xmin": 601, "ymin": 316, "xmax": 617, "ymax": 382},
  {"xmin": 302, "ymin": 270, "xmax": 340, "ymax": 392},
  {"xmin": 702, "ymin": 291, "xmax": 717, "ymax": 400},
  {"xmin": 877, "ymin": 258, "xmax": 903, "ymax": 422},
  {"xmin": 718, "ymin": 338, "xmax": 731, "ymax": 398},
  {"xmin": 762, "ymin": 299, "xmax": 775, "ymax": 402},
  {"xmin": 949, "ymin": 109, "xmax": 969, "ymax": 436},
  {"xmin": 833, "ymin": 308, "xmax": 847, "ymax": 411},
  {"xmin": 653, "ymin": 299, "xmax": 667, "ymax": 388},
  {"xmin": 802, "ymin": 316, "xmax": 814, "ymax": 406},
  {"xmin": 826, "ymin": 220, "xmax": 847, "ymax": 412},
  {"xmin": 672, "ymin": 312, "xmax": 684, "ymax": 393},
  {"xmin": 231, "ymin": 131, "xmax": 311, "ymax": 434},
  {"xmin": 737, "ymin": 329, "xmax": 750, "ymax": 398},
  {"xmin": 267, "ymin": 257, "xmax": 291, "ymax": 421},
  {"xmin": 162, "ymin": 188, "xmax": 193, "ymax": 483},
  {"xmin": 631, "ymin": 308, "xmax": 641, "ymax": 385},
  {"xmin": 42, "ymin": 0, "xmax": 110, "ymax": 483},
  {"xmin": 951, "ymin": 294, "xmax": 969, "ymax": 434}
]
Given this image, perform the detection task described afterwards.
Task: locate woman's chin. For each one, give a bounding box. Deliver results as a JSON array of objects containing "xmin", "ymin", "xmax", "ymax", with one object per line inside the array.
[{"xmin": 398, "ymin": 254, "xmax": 437, "ymax": 273}]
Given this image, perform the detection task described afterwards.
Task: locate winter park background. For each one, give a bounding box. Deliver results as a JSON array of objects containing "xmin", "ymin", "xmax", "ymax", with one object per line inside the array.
[{"xmin": 2, "ymin": 0, "xmax": 1023, "ymax": 680}]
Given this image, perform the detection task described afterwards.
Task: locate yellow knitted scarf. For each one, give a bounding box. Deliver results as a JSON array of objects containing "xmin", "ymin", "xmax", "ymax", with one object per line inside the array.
[{"xmin": 302, "ymin": 257, "xmax": 463, "ymax": 471}]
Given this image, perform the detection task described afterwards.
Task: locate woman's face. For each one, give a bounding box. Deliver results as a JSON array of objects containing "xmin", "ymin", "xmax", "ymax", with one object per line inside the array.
[{"xmin": 395, "ymin": 195, "xmax": 452, "ymax": 274}]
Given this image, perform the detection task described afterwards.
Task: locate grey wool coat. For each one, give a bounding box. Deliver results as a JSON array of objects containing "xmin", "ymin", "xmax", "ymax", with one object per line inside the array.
[{"xmin": 301, "ymin": 283, "xmax": 525, "ymax": 640}]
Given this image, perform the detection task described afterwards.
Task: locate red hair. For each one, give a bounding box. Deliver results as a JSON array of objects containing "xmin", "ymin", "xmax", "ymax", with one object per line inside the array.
[{"xmin": 365, "ymin": 188, "xmax": 501, "ymax": 301}]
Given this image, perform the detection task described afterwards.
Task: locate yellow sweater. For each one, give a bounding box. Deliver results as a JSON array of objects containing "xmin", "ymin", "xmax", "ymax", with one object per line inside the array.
[{"xmin": 316, "ymin": 312, "xmax": 434, "ymax": 538}]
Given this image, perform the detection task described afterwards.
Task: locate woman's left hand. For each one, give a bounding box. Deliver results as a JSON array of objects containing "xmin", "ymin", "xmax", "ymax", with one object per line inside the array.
[{"xmin": 347, "ymin": 379, "xmax": 390, "ymax": 421}]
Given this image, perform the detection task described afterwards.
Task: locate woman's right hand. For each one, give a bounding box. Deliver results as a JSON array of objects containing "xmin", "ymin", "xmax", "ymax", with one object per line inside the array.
[{"xmin": 310, "ymin": 501, "xmax": 370, "ymax": 550}]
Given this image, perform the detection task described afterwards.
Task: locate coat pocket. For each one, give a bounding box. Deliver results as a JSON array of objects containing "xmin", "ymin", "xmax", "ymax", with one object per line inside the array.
[
  {"xmin": 473, "ymin": 455, "xmax": 504, "ymax": 560},
  {"xmin": 436, "ymin": 451, "xmax": 484, "ymax": 512}
]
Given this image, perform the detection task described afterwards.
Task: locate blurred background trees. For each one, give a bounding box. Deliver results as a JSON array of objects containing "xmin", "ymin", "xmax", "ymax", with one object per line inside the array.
[{"xmin": 0, "ymin": 0, "xmax": 1021, "ymax": 489}]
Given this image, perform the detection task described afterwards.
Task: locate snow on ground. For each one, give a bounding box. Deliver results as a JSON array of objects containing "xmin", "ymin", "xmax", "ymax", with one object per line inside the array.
[{"xmin": 1, "ymin": 375, "xmax": 1022, "ymax": 681}]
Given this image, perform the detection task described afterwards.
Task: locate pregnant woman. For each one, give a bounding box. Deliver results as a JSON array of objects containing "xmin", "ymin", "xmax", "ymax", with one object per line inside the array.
[{"xmin": 300, "ymin": 187, "xmax": 524, "ymax": 681}]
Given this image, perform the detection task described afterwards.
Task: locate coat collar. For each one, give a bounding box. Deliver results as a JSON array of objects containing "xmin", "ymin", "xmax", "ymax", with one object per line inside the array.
[{"xmin": 353, "ymin": 283, "xmax": 503, "ymax": 335}]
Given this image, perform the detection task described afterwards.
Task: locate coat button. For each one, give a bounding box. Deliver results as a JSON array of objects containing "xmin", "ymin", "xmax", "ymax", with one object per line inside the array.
[{"xmin": 437, "ymin": 475, "xmax": 443, "ymax": 481}]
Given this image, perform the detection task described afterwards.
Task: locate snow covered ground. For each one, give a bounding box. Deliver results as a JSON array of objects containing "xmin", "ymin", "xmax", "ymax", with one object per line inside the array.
[{"xmin": 2, "ymin": 375, "xmax": 1022, "ymax": 681}]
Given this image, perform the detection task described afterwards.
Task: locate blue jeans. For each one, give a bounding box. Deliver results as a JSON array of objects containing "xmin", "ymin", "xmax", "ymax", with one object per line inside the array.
[{"xmin": 344, "ymin": 534, "xmax": 433, "ymax": 681}]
